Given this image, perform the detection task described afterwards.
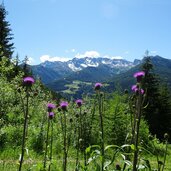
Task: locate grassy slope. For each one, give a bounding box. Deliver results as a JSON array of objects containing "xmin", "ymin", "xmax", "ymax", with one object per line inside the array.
[{"xmin": 0, "ymin": 145, "xmax": 171, "ymax": 171}]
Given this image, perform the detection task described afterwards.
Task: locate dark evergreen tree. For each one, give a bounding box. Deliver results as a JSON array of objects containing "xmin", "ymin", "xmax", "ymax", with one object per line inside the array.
[
  {"xmin": 158, "ymin": 84, "xmax": 171, "ymax": 141},
  {"xmin": 0, "ymin": 2, "xmax": 14, "ymax": 61},
  {"xmin": 141, "ymin": 53, "xmax": 171, "ymax": 141}
]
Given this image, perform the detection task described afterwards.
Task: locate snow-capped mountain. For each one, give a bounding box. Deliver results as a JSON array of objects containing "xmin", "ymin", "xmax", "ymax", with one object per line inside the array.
[
  {"xmin": 39, "ymin": 57, "xmax": 140, "ymax": 71},
  {"xmin": 29, "ymin": 55, "xmax": 171, "ymax": 99},
  {"xmin": 31, "ymin": 56, "xmax": 140, "ymax": 84},
  {"xmin": 66, "ymin": 57, "xmax": 138, "ymax": 71}
]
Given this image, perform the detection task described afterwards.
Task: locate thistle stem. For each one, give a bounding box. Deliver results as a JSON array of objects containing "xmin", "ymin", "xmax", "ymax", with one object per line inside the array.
[
  {"xmin": 98, "ymin": 93, "xmax": 104, "ymax": 171},
  {"xmin": 48, "ymin": 120, "xmax": 53, "ymax": 171},
  {"xmin": 133, "ymin": 93, "xmax": 142, "ymax": 171},
  {"xmin": 43, "ymin": 117, "xmax": 50, "ymax": 169},
  {"xmin": 63, "ymin": 111, "xmax": 67, "ymax": 171},
  {"xmin": 18, "ymin": 91, "xmax": 29, "ymax": 171},
  {"xmin": 75, "ymin": 108, "xmax": 81, "ymax": 170}
]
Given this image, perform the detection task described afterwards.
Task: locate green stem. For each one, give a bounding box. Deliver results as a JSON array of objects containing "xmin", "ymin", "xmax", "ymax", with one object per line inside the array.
[
  {"xmin": 83, "ymin": 111, "xmax": 87, "ymax": 170},
  {"xmin": 123, "ymin": 98, "xmax": 135, "ymax": 171},
  {"xmin": 43, "ymin": 117, "xmax": 50, "ymax": 169},
  {"xmin": 75, "ymin": 108, "xmax": 81, "ymax": 170},
  {"xmin": 18, "ymin": 91, "xmax": 29, "ymax": 171},
  {"xmin": 63, "ymin": 111, "xmax": 67, "ymax": 171},
  {"xmin": 98, "ymin": 93, "xmax": 104, "ymax": 171},
  {"xmin": 48, "ymin": 120, "xmax": 53, "ymax": 171},
  {"xmin": 133, "ymin": 93, "xmax": 142, "ymax": 171}
]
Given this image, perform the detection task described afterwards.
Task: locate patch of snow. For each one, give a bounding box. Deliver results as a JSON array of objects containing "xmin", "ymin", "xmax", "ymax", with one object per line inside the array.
[
  {"xmin": 87, "ymin": 63, "xmax": 99, "ymax": 67},
  {"xmin": 68, "ymin": 63, "xmax": 82, "ymax": 71},
  {"xmin": 81, "ymin": 64, "xmax": 88, "ymax": 68}
]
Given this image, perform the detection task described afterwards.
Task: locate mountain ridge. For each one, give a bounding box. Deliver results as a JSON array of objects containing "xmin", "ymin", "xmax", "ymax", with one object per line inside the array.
[
  {"xmin": 32, "ymin": 56, "xmax": 140, "ymax": 84},
  {"xmin": 30, "ymin": 55, "xmax": 171, "ymax": 98}
]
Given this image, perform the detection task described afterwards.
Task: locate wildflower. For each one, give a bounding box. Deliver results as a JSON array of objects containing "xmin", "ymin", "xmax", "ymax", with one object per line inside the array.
[
  {"xmin": 23, "ymin": 76, "xmax": 35, "ymax": 86},
  {"xmin": 75, "ymin": 99, "xmax": 83, "ymax": 107},
  {"xmin": 131, "ymin": 85, "xmax": 138, "ymax": 92},
  {"xmin": 131, "ymin": 85, "xmax": 144, "ymax": 94},
  {"xmin": 140, "ymin": 89, "xmax": 145, "ymax": 94},
  {"xmin": 133, "ymin": 71, "xmax": 145, "ymax": 82},
  {"xmin": 95, "ymin": 82, "xmax": 102, "ymax": 90},
  {"xmin": 47, "ymin": 103, "xmax": 56, "ymax": 112},
  {"xmin": 60, "ymin": 101, "xmax": 68, "ymax": 111},
  {"xmin": 49, "ymin": 112, "xmax": 54, "ymax": 119}
]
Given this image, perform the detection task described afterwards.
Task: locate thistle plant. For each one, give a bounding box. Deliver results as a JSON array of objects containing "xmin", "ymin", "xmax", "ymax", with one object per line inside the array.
[
  {"xmin": 60, "ymin": 101, "xmax": 69, "ymax": 171},
  {"xmin": 75, "ymin": 99, "xmax": 83, "ymax": 170},
  {"xmin": 131, "ymin": 71, "xmax": 145, "ymax": 171},
  {"xmin": 82, "ymin": 110, "xmax": 90, "ymax": 170},
  {"xmin": 95, "ymin": 83, "xmax": 105, "ymax": 171},
  {"xmin": 48, "ymin": 112, "xmax": 55, "ymax": 171},
  {"xmin": 43, "ymin": 103, "xmax": 56, "ymax": 170},
  {"xmin": 18, "ymin": 76, "xmax": 34, "ymax": 171}
]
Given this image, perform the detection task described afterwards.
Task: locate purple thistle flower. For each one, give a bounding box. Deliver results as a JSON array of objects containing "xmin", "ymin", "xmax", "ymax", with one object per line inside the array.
[
  {"xmin": 23, "ymin": 76, "xmax": 35, "ymax": 86},
  {"xmin": 140, "ymin": 89, "xmax": 145, "ymax": 94},
  {"xmin": 95, "ymin": 82, "xmax": 102, "ymax": 90},
  {"xmin": 47, "ymin": 103, "xmax": 56, "ymax": 112},
  {"xmin": 49, "ymin": 112, "xmax": 54, "ymax": 119},
  {"xmin": 131, "ymin": 85, "xmax": 138, "ymax": 92},
  {"xmin": 131, "ymin": 85, "xmax": 144, "ymax": 94},
  {"xmin": 60, "ymin": 101, "xmax": 68, "ymax": 111},
  {"xmin": 133, "ymin": 71, "xmax": 145, "ymax": 82},
  {"xmin": 75, "ymin": 99, "xmax": 83, "ymax": 107}
]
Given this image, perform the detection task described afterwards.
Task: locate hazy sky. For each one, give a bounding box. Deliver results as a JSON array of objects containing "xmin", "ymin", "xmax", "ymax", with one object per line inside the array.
[{"xmin": 4, "ymin": 0, "xmax": 171, "ymax": 64}]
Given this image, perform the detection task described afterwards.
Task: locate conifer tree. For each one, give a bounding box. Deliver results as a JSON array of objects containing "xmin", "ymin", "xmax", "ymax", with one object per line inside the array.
[
  {"xmin": 158, "ymin": 84, "xmax": 171, "ymax": 140},
  {"xmin": 141, "ymin": 52, "xmax": 171, "ymax": 141},
  {"xmin": 0, "ymin": 2, "xmax": 14, "ymax": 61}
]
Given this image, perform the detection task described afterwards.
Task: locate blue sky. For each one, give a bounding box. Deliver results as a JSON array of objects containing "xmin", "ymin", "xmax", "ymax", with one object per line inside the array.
[{"xmin": 4, "ymin": 0, "xmax": 171, "ymax": 65}]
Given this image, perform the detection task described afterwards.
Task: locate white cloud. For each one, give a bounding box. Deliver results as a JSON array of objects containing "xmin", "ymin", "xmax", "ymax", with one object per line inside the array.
[
  {"xmin": 75, "ymin": 51, "xmax": 124, "ymax": 60},
  {"xmin": 40, "ymin": 55, "xmax": 71, "ymax": 62},
  {"xmin": 39, "ymin": 52, "xmax": 124, "ymax": 63},
  {"xmin": 104, "ymin": 55, "xmax": 123, "ymax": 60},
  {"xmin": 75, "ymin": 51, "xmax": 100, "ymax": 58}
]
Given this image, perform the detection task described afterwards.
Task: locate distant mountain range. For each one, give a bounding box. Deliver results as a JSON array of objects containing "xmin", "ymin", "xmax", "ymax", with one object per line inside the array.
[
  {"xmin": 29, "ymin": 55, "xmax": 171, "ymax": 98},
  {"xmin": 31, "ymin": 57, "xmax": 140, "ymax": 83}
]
